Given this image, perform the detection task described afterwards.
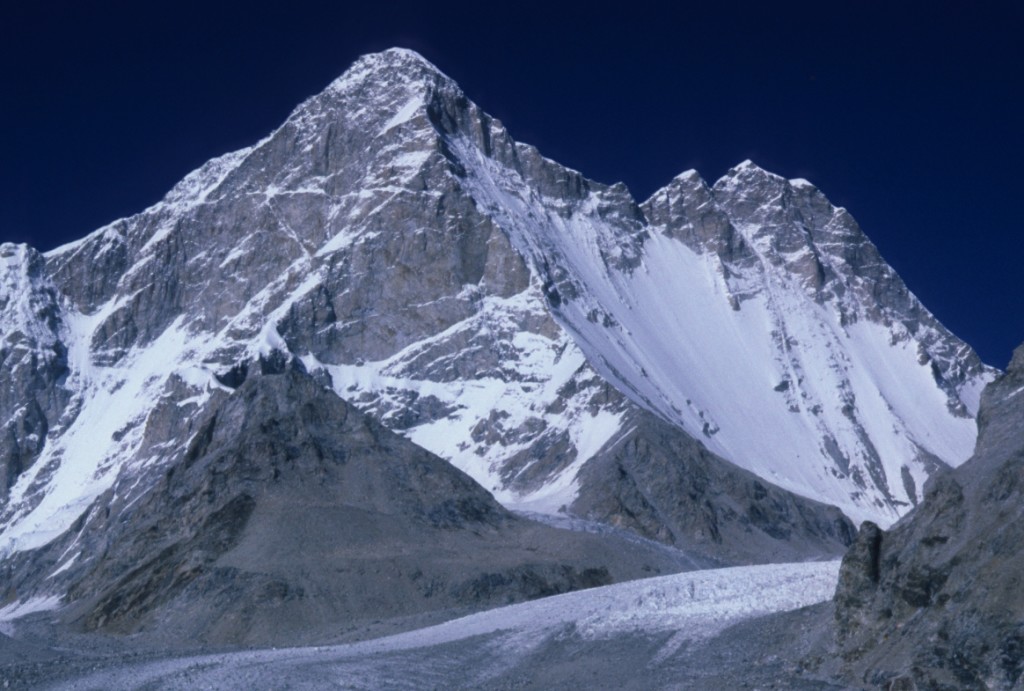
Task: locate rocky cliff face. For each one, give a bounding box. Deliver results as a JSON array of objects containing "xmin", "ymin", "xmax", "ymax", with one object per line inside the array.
[
  {"xmin": 0, "ymin": 48, "xmax": 991, "ymax": 606},
  {"xmin": 833, "ymin": 346, "xmax": 1024, "ymax": 689},
  {"xmin": 0, "ymin": 246, "xmax": 71, "ymax": 500}
]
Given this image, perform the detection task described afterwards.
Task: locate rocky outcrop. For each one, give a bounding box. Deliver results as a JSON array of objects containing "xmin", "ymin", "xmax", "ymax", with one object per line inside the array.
[
  {"xmin": 573, "ymin": 409, "xmax": 855, "ymax": 565},
  {"xmin": 833, "ymin": 345, "xmax": 1024, "ymax": 689}
]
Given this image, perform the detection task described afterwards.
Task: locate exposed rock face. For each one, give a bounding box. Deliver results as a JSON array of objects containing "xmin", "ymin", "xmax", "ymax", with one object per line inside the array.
[
  {"xmin": 55, "ymin": 363, "xmax": 693, "ymax": 647},
  {"xmin": 833, "ymin": 346, "xmax": 1024, "ymax": 689},
  {"xmin": 0, "ymin": 245, "xmax": 71, "ymax": 500}
]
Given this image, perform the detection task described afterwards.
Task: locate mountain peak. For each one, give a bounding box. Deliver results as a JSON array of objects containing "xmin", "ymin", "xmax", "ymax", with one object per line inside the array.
[
  {"xmin": 0, "ymin": 242, "xmax": 33, "ymax": 264},
  {"xmin": 0, "ymin": 243, "xmax": 46, "ymax": 294},
  {"xmin": 718, "ymin": 159, "xmax": 784, "ymax": 183},
  {"xmin": 326, "ymin": 47, "xmax": 454, "ymax": 97},
  {"xmin": 709, "ymin": 160, "xmax": 791, "ymax": 201},
  {"xmin": 357, "ymin": 47, "xmax": 445, "ymax": 75},
  {"xmin": 670, "ymin": 168, "xmax": 707, "ymax": 187}
]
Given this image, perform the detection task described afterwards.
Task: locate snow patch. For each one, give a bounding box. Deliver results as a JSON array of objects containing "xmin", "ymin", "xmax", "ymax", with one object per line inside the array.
[
  {"xmin": 0, "ymin": 595, "xmax": 61, "ymax": 623},
  {"xmin": 381, "ymin": 96, "xmax": 424, "ymax": 134},
  {"xmin": 0, "ymin": 316, "xmax": 217, "ymax": 555}
]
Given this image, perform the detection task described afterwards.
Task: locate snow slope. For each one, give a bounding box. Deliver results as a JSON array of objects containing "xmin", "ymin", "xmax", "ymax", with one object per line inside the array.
[{"xmin": 448, "ymin": 137, "xmax": 993, "ymax": 525}]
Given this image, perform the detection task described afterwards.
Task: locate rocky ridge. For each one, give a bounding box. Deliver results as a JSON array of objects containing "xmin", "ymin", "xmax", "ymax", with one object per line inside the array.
[{"xmin": 572, "ymin": 407, "xmax": 855, "ymax": 564}]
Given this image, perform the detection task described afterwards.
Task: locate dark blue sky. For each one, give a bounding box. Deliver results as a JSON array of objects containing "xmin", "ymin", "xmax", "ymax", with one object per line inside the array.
[{"xmin": 2, "ymin": 2, "xmax": 1021, "ymax": 366}]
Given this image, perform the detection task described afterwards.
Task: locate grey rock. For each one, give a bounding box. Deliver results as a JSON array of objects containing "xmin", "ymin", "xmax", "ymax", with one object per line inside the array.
[
  {"xmin": 832, "ymin": 345, "xmax": 1024, "ymax": 689},
  {"xmin": 0, "ymin": 245, "xmax": 72, "ymax": 500},
  {"xmin": 833, "ymin": 521, "xmax": 882, "ymax": 642}
]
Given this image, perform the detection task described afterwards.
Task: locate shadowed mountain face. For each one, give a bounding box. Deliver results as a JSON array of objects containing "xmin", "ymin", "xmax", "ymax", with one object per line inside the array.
[
  {"xmin": 56, "ymin": 362, "xmax": 699, "ymax": 647},
  {"xmin": 833, "ymin": 345, "xmax": 1024, "ymax": 689}
]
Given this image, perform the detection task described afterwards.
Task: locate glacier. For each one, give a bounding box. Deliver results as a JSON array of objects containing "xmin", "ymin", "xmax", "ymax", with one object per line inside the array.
[{"xmin": 31, "ymin": 560, "xmax": 841, "ymax": 689}]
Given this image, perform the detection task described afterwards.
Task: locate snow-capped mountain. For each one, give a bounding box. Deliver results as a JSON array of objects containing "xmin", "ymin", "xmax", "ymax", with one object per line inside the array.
[{"xmin": 0, "ymin": 47, "xmax": 992, "ymax": 568}]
